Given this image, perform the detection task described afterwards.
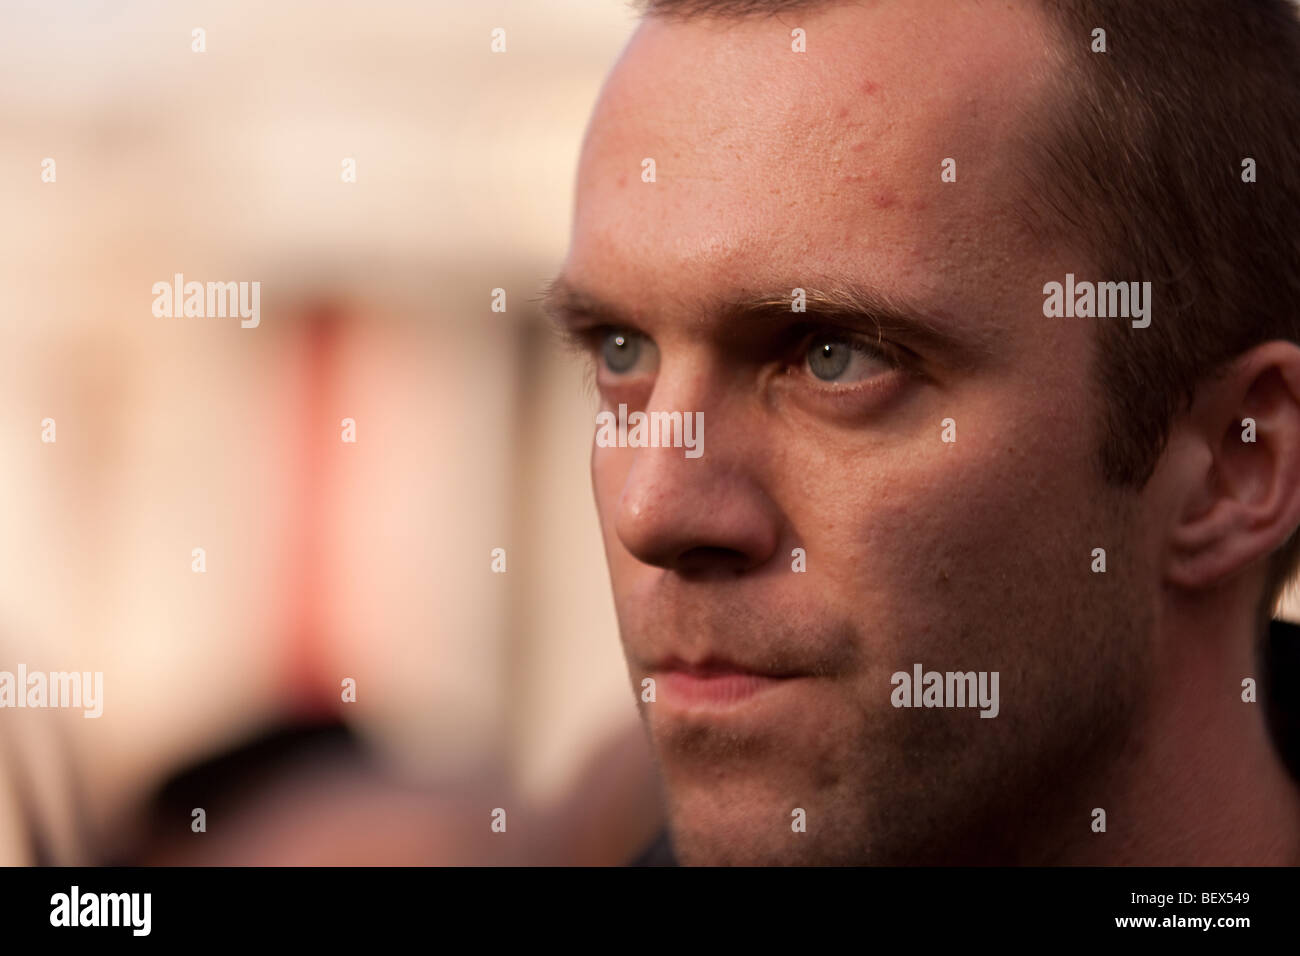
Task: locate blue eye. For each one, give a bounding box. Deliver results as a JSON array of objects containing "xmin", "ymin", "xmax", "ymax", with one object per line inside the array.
[
  {"xmin": 602, "ymin": 330, "xmax": 642, "ymax": 374},
  {"xmin": 808, "ymin": 339, "xmax": 851, "ymax": 380},
  {"xmin": 805, "ymin": 334, "xmax": 891, "ymax": 383}
]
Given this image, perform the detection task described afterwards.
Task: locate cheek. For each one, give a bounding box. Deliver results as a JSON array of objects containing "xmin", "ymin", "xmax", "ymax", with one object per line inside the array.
[{"xmin": 793, "ymin": 403, "xmax": 1100, "ymax": 603}]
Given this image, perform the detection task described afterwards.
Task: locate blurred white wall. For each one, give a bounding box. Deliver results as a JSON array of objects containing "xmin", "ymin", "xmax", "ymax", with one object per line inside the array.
[{"xmin": 0, "ymin": 0, "xmax": 644, "ymax": 861}]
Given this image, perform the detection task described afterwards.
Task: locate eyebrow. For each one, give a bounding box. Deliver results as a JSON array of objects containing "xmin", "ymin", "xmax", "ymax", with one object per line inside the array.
[
  {"xmin": 537, "ymin": 275, "xmax": 996, "ymax": 364},
  {"xmin": 538, "ymin": 277, "xmax": 633, "ymax": 329}
]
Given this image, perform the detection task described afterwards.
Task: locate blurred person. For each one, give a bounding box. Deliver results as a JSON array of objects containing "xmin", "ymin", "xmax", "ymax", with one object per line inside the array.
[
  {"xmin": 0, "ymin": 716, "xmax": 660, "ymax": 866},
  {"xmin": 549, "ymin": 0, "xmax": 1300, "ymax": 864}
]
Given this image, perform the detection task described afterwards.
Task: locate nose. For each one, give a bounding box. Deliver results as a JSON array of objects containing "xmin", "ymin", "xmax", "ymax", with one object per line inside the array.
[{"xmin": 609, "ymin": 391, "xmax": 780, "ymax": 578}]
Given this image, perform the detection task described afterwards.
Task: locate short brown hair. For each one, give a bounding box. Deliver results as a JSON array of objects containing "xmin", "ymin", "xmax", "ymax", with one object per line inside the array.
[
  {"xmin": 635, "ymin": 0, "xmax": 1300, "ymax": 613},
  {"xmin": 1031, "ymin": 0, "xmax": 1300, "ymax": 614}
]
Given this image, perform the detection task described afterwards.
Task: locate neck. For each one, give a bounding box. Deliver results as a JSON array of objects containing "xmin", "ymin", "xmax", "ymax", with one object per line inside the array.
[{"xmin": 1053, "ymin": 591, "xmax": 1300, "ymax": 864}]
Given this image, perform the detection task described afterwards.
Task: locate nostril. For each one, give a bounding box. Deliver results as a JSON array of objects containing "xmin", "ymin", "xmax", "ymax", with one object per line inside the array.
[{"xmin": 674, "ymin": 546, "xmax": 753, "ymax": 578}]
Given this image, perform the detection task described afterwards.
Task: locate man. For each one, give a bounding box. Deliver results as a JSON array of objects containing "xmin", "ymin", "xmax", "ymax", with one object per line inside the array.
[{"xmin": 544, "ymin": 0, "xmax": 1300, "ymax": 864}]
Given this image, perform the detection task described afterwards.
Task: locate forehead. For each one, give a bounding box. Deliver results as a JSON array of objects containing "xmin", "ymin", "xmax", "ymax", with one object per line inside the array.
[{"xmin": 567, "ymin": 0, "xmax": 1059, "ymax": 328}]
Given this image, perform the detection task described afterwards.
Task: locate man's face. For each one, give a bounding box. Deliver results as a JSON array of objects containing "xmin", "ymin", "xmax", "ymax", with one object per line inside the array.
[{"xmin": 557, "ymin": 0, "xmax": 1155, "ymax": 863}]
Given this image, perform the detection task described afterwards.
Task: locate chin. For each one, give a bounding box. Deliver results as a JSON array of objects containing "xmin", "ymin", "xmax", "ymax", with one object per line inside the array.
[
  {"xmin": 661, "ymin": 769, "xmax": 868, "ymax": 866},
  {"xmin": 670, "ymin": 824, "xmax": 858, "ymax": 866}
]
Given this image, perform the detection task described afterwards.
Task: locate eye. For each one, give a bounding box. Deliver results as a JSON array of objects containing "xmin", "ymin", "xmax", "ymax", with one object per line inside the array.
[
  {"xmin": 804, "ymin": 333, "xmax": 893, "ymax": 383},
  {"xmin": 599, "ymin": 329, "xmax": 656, "ymax": 376}
]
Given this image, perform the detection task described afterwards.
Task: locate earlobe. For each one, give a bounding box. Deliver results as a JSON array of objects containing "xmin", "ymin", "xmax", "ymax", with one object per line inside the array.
[{"xmin": 1164, "ymin": 343, "xmax": 1300, "ymax": 592}]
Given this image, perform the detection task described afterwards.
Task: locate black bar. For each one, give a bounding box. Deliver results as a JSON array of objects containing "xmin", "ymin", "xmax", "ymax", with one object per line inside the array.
[{"xmin": 0, "ymin": 866, "xmax": 1288, "ymax": 943}]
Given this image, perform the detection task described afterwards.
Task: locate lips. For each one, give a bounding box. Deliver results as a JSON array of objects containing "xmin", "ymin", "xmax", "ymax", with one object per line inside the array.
[{"xmin": 650, "ymin": 656, "xmax": 805, "ymax": 708}]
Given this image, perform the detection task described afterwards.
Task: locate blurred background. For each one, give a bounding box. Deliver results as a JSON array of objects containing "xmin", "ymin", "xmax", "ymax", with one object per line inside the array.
[
  {"xmin": 0, "ymin": 0, "xmax": 662, "ymax": 865},
  {"xmin": 1, "ymin": 0, "xmax": 1297, "ymax": 867}
]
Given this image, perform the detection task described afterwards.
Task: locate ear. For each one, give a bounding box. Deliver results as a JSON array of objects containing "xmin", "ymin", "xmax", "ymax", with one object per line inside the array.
[{"xmin": 1164, "ymin": 341, "xmax": 1300, "ymax": 591}]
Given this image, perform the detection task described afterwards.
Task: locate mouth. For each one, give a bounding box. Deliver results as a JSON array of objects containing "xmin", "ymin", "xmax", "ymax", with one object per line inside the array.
[{"xmin": 650, "ymin": 656, "xmax": 808, "ymax": 709}]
